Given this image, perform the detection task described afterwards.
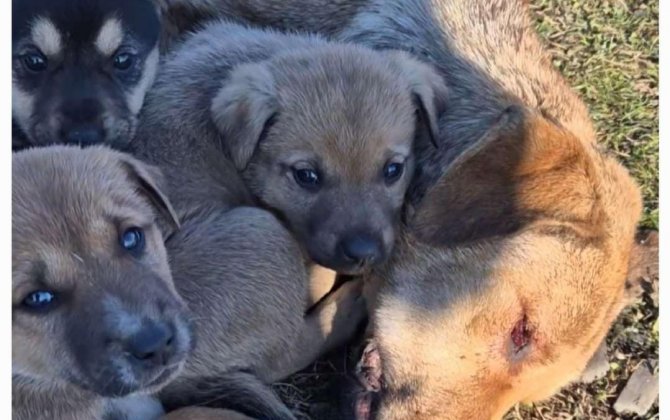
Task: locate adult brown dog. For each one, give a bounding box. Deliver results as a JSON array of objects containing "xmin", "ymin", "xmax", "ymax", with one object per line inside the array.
[
  {"xmin": 13, "ymin": 146, "xmax": 191, "ymax": 420},
  {"xmin": 352, "ymin": 106, "xmax": 642, "ymax": 419},
  {"xmin": 155, "ymin": 0, "xmax": 644, "ymax": 418}
]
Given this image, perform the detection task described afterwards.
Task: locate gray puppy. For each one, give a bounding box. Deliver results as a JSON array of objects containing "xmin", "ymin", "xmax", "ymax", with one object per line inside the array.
[{"xmin": 130, "ymin": 21, "xmax": 446, "ymax": 275}]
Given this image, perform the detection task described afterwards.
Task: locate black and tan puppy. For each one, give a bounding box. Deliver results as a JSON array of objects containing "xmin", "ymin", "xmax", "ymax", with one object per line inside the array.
[
  {"xmin": 13, "ymin": 146, "xmax": 192, "ymax": 420},
  {"xmin": 12, "ymin": 0, "xmax": 161, "ymax": 149},
  {"xmin": 131, "ymin": 21, "xmax": 446, "ymax": 275}
]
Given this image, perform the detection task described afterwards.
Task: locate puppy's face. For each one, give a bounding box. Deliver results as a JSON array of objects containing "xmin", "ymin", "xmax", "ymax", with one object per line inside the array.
[
  {"xmin": 212, "ymin": 47, "xmax": 446, "ymax": 274},
  {"xmin": 12, "ymin": 0, "xmax": 160, "ymax": 148},
  {"xmin": 12, "ymin": 146, "xmax": 191, "ymax": 397},
  {"xmin": 352, "ymin": 108, "xmax": 643, "ymax": 419}
]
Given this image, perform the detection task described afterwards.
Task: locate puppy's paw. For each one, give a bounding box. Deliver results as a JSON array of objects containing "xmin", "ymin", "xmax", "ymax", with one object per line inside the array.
[
  {"xmin": 107, "ymin": 395, "xmax": 165, "ymax": 420},
  {"xmin": 311, "ymin": 279, "xmax": 367, "ymax": 349}
]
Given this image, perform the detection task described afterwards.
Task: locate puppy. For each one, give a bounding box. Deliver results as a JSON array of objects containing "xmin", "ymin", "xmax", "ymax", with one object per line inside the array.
[
  {"xmin": 131, "ymin": 21, "xmax": 446, "ymax": 275},
  {"xmin": 12, "ymin": 146, "xmax": 192, "ymax": 420},
  {"xmin": 12, "ymin": 0, "xmax": 161, "ymax": 149}
]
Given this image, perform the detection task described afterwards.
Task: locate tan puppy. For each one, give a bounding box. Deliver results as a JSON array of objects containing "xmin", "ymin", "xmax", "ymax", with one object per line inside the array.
[
  {"xmin": 13, "ymin": 146, "xmax": 192, "ymax": 420},
  {"xmin": 131, "ymin": 21, "xmax": 446, "ymax": 275}
]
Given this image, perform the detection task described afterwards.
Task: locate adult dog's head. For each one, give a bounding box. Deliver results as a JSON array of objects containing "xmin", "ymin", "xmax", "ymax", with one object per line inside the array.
[{"xmin": 352, "ymin": 107, "xmax": 642, "ymax": 419}]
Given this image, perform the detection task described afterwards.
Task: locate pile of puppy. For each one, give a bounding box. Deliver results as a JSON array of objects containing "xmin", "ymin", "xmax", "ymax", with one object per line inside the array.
[{"xmin": 12, "ymin": 0, "xmax": 646, "ymax": 419}]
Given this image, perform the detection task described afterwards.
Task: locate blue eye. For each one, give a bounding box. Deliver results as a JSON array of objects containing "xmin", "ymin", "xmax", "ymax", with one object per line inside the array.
[
  {"xmin": 292, "ymin": 167, "xmax": 321, "ymax": 190},
  {"xmin": 23, "ymin": 290, "xmax": 56, "ymax": 309},
  {"xmin": 383, "ymin": 162, "xmax": 404, "ymax": 184},
  {"xmin": 120, "ymin": 227, "xmax": 145, "ymax": 253}
]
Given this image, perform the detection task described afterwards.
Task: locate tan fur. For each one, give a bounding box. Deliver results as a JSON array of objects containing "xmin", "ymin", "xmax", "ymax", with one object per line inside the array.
[
  {"xmin": 12, "ymin": 146, "xmax": 190, "ymax": 420},
  {"xmin": 308, "ymin": 265, "xmax": 339, "ymax": 306},
  {"xmin": 31, "ymin": 17, "xmax": 63, "ymax": 56},
  {"xmin": 95, "ymin": 18, "xmax": 124, "ymax": 56}
]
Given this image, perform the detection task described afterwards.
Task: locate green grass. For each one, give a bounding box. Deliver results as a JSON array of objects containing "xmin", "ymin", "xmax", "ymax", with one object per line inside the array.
[{"xmin": 532, "ymin": 0, "xmax": 658, "ymax": 229}]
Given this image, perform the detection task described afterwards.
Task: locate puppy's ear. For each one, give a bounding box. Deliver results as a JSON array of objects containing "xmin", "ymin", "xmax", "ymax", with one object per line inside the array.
[
  {"xmin": 211, "ymin": 63, "xmax": 278, "ymax": 170},
  {"xmin": 411, "ymin": 105, "xmax": 603, "ymax": 245},
  {"xmin": 121, "ymin": 156, "xmax": 181, "ymax": 235},
  {"xmin": 386, "ymin": 51, "xmax": 448, "ymax": 148}
]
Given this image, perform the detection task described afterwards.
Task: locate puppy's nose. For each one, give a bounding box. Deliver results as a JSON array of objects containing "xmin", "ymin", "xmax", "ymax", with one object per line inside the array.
[
  {"xmin": 125, "ymin": 321, "xmax": 174, "ymax": 367},
  {"xmin": 340, "ymin": 234, "xmax": 382, "ymax": 267},
  {"xmin": 63, "ymin": 125, "xmax": 104, "ymax": 145}
]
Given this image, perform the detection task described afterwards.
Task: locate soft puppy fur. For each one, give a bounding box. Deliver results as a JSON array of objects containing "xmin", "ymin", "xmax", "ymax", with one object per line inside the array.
[
  {"xmin": 159, "ymin": 206, "xmax": 367, "ymax": 419},
  {"xmin": 12, "ymin": 146, "xmax": 192, "ymax": 420},
  {"xmin": 131, "ymin": 21, "xmax": 446, "ymax": 275},
  {"xmin": 12, "ymin": 0, "xmax": 161, "ymax": 149}
]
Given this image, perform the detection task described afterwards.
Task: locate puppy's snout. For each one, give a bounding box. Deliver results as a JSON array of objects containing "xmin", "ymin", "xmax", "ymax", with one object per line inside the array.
[
  {"xmin": 60, "ymin": 98, "xmax": 105, "ymax": 145},
  {"xmin": 124, "ymin": 321, "xmax": 175, "ymax": 368},
  {"xmin": 339, "ymin": 233, "xmax": 383, "ymax": 268}
]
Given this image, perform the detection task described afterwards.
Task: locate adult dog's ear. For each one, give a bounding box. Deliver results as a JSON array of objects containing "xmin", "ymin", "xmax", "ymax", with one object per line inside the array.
[
  {"xmin": 386, "ymin": 51, "xmax": 448, "ymax": 148},
  {"xmin": 411, "ymin": 105, "xmax": 604, "ymax": 245},
  {"xmin": 211, "ymin": 62, "xmax": 278, "ymax": 170},
  {"xmin": 120, "ymin": 156, "xmax": 181, "ymax": 236}
]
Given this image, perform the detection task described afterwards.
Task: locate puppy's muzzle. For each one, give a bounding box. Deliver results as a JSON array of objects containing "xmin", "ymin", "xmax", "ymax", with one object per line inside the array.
[
  {"xmin": 60, "ymin": 98, "xmax": 104, "ymax": 145},
  {"xmin": 123, "ymin": 320, "xmax": 177, "ymax": 370},
  {"xmin": 338, "ymin": 233, "xmax": 383, "ymax": 270}
]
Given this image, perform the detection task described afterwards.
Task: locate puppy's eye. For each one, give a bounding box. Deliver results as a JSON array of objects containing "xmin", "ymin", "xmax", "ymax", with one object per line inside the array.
[
  {"xmin": 511, "ymin": 315, "xmax": 532, "ymax": 353},
  {"xmin": 383, "ymin": 162, "xmax": 404, "ymax": 184},
  {"xmin": 292, "ymin": 168, "xmax": 321, "ymax": 190},
  {"xmin": 22, "ymin": 51, "xmax": 48, "ymax": 72},
  {"xmin": 22, "ymin": 290, "xmax": 56, "ymax": 310},
  {"xmin": 120, "ymin": 227, "xmax": 145, "ymax": 254},
  {"xmin": 113, "ymin": 52, "xmax": 135, "ymax": 71}
]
